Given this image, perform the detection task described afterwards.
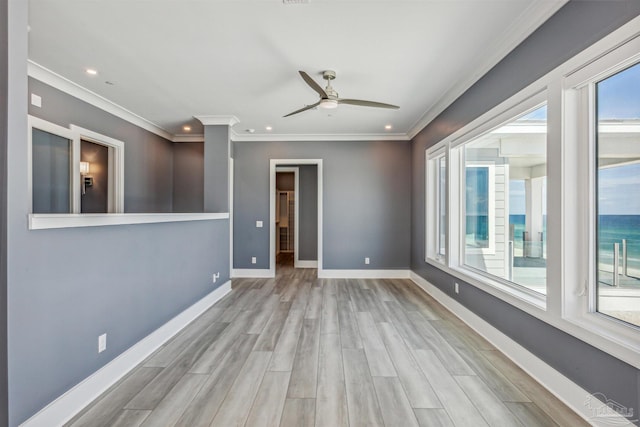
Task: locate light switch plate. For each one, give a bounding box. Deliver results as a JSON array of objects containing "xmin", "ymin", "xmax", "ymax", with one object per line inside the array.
[
  {"xmin": 31, "ymin": 93, "xmax": 42, "ymax": 108},
  {"xmin": 256, "ymin": 221, "xmax": 263, "ymax": 228}
]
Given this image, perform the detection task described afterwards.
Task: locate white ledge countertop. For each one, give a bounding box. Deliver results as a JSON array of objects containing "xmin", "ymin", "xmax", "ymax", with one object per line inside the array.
[{"xmin": 28, "ymin": 212, "xmax": 230, "ymax": 230}]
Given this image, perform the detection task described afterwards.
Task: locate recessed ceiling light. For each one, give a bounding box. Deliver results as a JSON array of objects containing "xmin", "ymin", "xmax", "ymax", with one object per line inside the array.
[
  {"xmin": 182, "ymin": 125, "xmax": 191, "ymax": 132},
  {"xmin": 85, "ymin": 68, "xmax": 98, "ymax": 76},
  {"xmin": 266, "ymin": 126, "xmax": 273, "ymax": 131},
  {"xmin": 385, "ymin": 124, "xmax": 392, "ymax": 130}
]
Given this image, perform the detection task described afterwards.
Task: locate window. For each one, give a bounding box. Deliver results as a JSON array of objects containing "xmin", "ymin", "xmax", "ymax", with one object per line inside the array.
[
  {"xmin": 31, "ymin": 127, "xmax": 73, "ymax": 214},
  {"xmin": 425, "ymin": 148, "xmax": 447, "ymax": 263},
  {"xmin": 595, "ymin": 61, "xmax": 640, "ymax": 328},
  {"xmin": 464, "ymin": 165, "xmax": 492, "ymax": 250},
  {"xmin": 423, "ymin": 19, "xmax": 640, "ymax": 367},
  {"xmin": 29, "ymin": 116, "xmax": 125, "ymax": 219},
  {"xmin": 456, "ymin": 104, "xmax": 547, "ymax": 295},
  {"xmin": 437, "ymin": 156, "xmax": 446, "ymax": 257}
]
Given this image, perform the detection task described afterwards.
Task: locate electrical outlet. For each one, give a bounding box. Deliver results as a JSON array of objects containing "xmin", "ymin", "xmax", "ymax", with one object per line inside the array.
[
  {"xmin": 212, "ymin": 272, "xmax": 220, "ymax": 283},
  {"xmin": 454, "ymin": 282, "xmax": 459, "ymax": 294},
  {"xmin": 251, "ymin": 257, "xmax": 257, "ymax": 264},
  {"xmin": 98, "ymin": 333, "xmax": 107, "ymax": 353},
  {"xmin": 365, "ymin": 257, "xmax": 370, "ymax": 265},
  {"xmin": 256, "ymin": 220, "xmax": 263, "ymax": 228}
]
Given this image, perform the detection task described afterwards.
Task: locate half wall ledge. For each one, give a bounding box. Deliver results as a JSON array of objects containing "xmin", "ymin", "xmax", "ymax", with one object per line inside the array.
[{"xmin": 28, "ymin": 212, "xmax": 229, "ymax": 230}]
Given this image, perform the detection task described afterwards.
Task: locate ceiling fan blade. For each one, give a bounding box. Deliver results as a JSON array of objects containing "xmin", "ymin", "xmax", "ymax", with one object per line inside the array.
[
  {"xmin": 299, "ymin": 71, "xmax": 328, "ymax": 98},
  {"xmin": 283, "ymin": 101, "xmax": 321, "ymax": 117},
  {"xmin": 339, "ymin": 99, "xmax": 399, "ymax": 109}
]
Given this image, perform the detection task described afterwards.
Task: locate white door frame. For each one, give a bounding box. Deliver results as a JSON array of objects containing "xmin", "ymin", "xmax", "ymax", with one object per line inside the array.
[{"xmin": 270, "ymin": 159, "xmax": 323, "ymax": 276}]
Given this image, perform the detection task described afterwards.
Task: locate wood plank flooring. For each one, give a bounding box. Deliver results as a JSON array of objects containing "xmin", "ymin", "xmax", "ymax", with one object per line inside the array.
[{"xmin": 66, "ymin": 266, "xmax": 588, "ymax": 427}]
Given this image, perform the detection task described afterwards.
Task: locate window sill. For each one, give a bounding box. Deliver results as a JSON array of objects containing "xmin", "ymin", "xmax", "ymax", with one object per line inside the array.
[
  {"xmin": 29, "ymin": 212, "xmax": 230, "ymax": 230},
  {"xmin": 563, "ymin": 311, "xmax": 640, "ymax": 368},
  {"xmin": 434, "ymin": 262, "xmax": 547, "ymax": 312}
]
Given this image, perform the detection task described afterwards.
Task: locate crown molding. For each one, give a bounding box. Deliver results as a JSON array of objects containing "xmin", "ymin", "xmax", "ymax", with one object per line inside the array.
[
  {"xmin": 172, "ymin": 134, "xmax": 205, "ymax": 143},
  {"xmin": 28, "ymin": 60, "xmax": 174, "ymax": 141},
  {"xmin": 231, "ymin": 131, "xmax": 410, "ymax": 142},
  {"xmin": 195, "ymin": 115, "xmax": 240, "ymax": 127},
  {"xmin": 406, "ymin": 0, "xmax": 567, "ymax": 140}
]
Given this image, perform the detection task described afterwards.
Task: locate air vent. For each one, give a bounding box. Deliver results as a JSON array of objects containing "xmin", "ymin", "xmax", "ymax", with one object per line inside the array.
[{"xmin": 283, "ymin": 0, "xmax": 309, "ymax": 4}]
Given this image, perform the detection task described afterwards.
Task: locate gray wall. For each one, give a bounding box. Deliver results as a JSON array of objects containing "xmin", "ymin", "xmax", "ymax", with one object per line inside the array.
[
  {"xmin": 204, "ymin": 125, "xmax": 229, "ymax": 213},
  {"xmin": 298, "ymin": 165, "xmax": 317, "ymax": 261},
  {"xmin": 8, "ymin": 14, "xmax": 229, "ymax": 426},
  {"xmin": 173, "ymin": 142, "xmax": 204, "ymax": 213},
  {"xmin": 410, "ymin": 1, "xmax": 640, "ymax": 423},
  {"xmin": 28, "ymin": 78, "xmax": 174, "ymax": 213},
  {"xmin": 0, "ymin": 0, "xmax": 9, "ymax": 424},
  {"xmin": 233, "ymin": 141, "xmax": 410, "ymax": 270}
]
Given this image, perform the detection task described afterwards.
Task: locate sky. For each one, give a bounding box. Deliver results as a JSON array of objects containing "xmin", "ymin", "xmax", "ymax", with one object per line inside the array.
[
  {"xmin": 474, "ymin": 63, "xmax": 639, "ymax": 218},
  {"xmin": 597, "ymin": 61, "xmax": 640, "ymax": 215}
]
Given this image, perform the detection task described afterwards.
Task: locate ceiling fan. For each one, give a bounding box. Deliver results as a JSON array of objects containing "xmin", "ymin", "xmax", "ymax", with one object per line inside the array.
[{"xmin": 284, "ymin": 70, "xmax": 400, "ymax": 117}]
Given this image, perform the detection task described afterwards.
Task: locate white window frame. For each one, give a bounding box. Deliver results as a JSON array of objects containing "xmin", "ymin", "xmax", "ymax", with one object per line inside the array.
[
  {"xmin": 421, "ymin": 14, "xmax": 640, "ymax": 369},
  {"xmin": 425, "ymin": 146, "xmax": 447, "ymax": 264},
  {"xmin": 28, "ymin": 116, "xmax": 126, "ymax": 225},
  {"xmin": 446, "ymin": 91, "xmax": 548, "ymax": 308},
  {"xmin": 562, "ymin": 33, "xmax": 640, "ymax": 363},
  {"xmin": 28, "ymin": 116, "xmax": 78, "ymax": 214}
]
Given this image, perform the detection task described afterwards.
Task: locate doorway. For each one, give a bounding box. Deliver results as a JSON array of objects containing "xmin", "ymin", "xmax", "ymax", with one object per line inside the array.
[
  {"xmin": 270, "ymin": 159, "xmax": 323, "ymax": 276},
  {"xmin": 80, "ymin": 140, "xmax": 109, "ymax": 213},
  {"xmin": 275, "ymin": 168, "xmax": 297, "ymax": 268}
]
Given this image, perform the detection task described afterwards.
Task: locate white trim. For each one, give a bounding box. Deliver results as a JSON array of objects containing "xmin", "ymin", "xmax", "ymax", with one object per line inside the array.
[
  {"xmin": 229, "ymin": 157, "xmax": 234, "ymax": 280},
  {"xmin": 195, "ymin": 115, "xmax": 240, "ymax": 127},
  {"xmin": 29, "ymin": 212, "xmax": 229, "ymax": 230},
  {"xmin": 28, "ymin": 61, "xmax": 173, "ymax": 141},
  {"xmin": 409, "ymin": 272, "xmax": 630, "ymax": 427},
  {"xmin": 70, "ymin": 125, "xmax": 125, "ymax": 214},
  {"xmin": 318, "ymin": 269, "xmax": 411, "ymax": 279},
  {"xmin": 232, "ymin": 132, "xmax": 409, "ymax": 142},
  {"xmin": 270, "ymin": 159, "xmax": 323, "ymax": 277},
  {"xmin": 231, "ymin": 269, "xmax": 274, "ymax": 278},
  {"xmin": 172, "ymin": 134, "xmax": 204, "ymax": 143},
  {"xmin": 406, "ymin": 0, "xmax": 566, "ymax": 139},
  {"xmin": 28, "ymin": 116, "xmax": 77, "ymax": 214},
  {"xmin": 19, "ymin": 280, "xmax": 232, "ymax": 427},
  {"xmin": 295, "ymin": 260, "xmax": 318, "ymax": 269},
  {"xmin": 425, "ymin": 147, "xmax": 448, "ymax": 264}
]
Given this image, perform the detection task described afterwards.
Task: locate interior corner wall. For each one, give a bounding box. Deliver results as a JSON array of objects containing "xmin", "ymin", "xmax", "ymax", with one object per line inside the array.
[
  {"xmin": 233, "ymin": 140, "xmax": 411, "ymax": 270},
  {"xmin": 172, "ymin": 142, "xmax": 204, "ymax": 213},
  {"xmin": 0, "ymin": 0, "xmax": 9, "ymax": 424},
  {"xmin": 298, "ymin": 165, "xmax": 318, "ymax": 261},
  {"xmin": 28, "ymin": 77, "xmax": 174, "ymax": 213},
  {"xmin": 410, "ymin": 1, "xmax": 640, "ymax": 422},
  {"xmin": 9, "ymin": 14, "xmax": 229, "ymax": 426}
]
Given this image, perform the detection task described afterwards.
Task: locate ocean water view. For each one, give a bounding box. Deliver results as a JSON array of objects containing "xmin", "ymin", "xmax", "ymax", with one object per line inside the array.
[{"xmin": 598, "ymin": 215, "xmax": 640, "ymax": 281}]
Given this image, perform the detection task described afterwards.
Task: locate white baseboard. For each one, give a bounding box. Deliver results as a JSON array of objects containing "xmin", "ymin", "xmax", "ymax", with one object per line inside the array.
[
  {"xmin": 318, "ymin": 269, "xmax": 411, "ymax": 279},
  {"xmin": 409, "ymin": 272, "xmax": 631, "ymax": 427},
  {"xmin": 20, "ymin": 281, "xmax": 232, "ymax": 427},
  {"xmin": 295, "ymin": 260, "xmax": 318, "ymax": 268},
  {"xmin": 231, "ymin": 268, "xmax": 274, "ymax": 278}
]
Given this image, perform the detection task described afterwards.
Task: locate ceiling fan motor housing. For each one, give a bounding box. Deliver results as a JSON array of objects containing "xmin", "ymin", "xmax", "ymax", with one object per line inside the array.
[{"xmin": 322, "ymin": 70, "xmax": 336, "ymax": 81}]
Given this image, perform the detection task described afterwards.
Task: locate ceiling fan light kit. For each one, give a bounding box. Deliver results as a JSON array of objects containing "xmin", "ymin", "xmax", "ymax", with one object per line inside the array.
[
  {"xmin": 319, "ymin": 99, "xmax": 338, "ymax": 109},
  {"xmin": 284, "ymin": 70, "xmax": 399, "ymax": 117}
]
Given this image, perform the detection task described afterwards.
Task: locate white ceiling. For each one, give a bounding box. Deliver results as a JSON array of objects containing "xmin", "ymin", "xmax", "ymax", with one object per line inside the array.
[{"xmin": 27, "ymin": 0, "xmax": 566, "ymax": 141}]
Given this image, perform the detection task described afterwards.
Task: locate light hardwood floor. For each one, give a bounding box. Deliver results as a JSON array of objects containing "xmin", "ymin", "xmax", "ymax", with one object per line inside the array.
[{"xmin": 66, "ymin": 266, "xmax": 588, "ymax": 427}]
